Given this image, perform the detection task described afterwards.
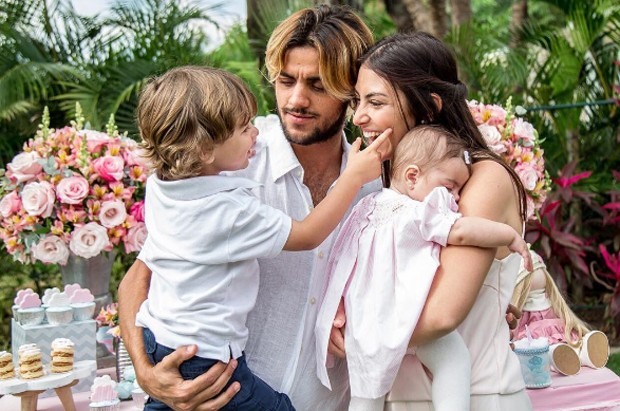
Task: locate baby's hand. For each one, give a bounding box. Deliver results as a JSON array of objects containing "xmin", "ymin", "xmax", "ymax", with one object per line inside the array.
[
  {"xmin": 344, "ymin": 129, "xmax": 392, "ymax": 185},
  {"xmin": 509, "ymin": 233, "xmax": 533, "ymax": 272}
]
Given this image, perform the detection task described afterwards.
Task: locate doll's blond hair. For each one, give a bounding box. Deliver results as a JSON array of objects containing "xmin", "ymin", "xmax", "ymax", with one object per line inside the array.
[{"xmin": 512, "ymin": 257, "xmax": 591, "ymax": 347}]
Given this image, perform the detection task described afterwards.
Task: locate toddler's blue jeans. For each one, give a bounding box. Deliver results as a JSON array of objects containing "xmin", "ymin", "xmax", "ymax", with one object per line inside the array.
[{"xmin": 142, "ymin": 328, "xmax": 295, "ymax": 411}]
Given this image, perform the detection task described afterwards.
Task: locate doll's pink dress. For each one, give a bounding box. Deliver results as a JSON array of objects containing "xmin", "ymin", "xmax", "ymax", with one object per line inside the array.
[
  {"xmin": 512, "ymin": 276, "xmax": 579, "ymax": 344},
  {"xmin": 315, "ymin": 187, "xmax": 461, "ymax": 399},
  {"xmin": 513, "ymin": 297, "xmax": 577, "ymax": 344}
]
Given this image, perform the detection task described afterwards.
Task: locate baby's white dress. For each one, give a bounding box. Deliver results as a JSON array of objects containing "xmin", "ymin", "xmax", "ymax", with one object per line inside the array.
[{"xmin": 315, "ymin": 187, "xmax": 461, "ymax": 399}]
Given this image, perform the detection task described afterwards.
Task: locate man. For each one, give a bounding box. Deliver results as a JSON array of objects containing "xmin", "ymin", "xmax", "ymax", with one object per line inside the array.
[{"xmin": 118, "ymin": 5, "xmax": 379, "ymax": 410}]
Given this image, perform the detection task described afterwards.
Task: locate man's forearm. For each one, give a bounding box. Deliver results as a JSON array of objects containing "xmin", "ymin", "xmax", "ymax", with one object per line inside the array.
[{"xmin": 118, "ymin": 259, "xmax": 152, "ymax": 380}]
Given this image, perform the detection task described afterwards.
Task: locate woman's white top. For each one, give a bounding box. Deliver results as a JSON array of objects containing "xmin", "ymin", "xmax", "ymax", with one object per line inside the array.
[
  {"xmin": 386, "ymin": 253, "xmax": 527, "ymax": 407},
  {"xmin": 315, "ymin": 187, "xmax": 461, "ymax": 399}
]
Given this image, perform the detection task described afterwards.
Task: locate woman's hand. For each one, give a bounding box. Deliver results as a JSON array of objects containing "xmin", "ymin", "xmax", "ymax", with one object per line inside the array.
[
  {"xmin": 138, "ymin": 345, "xmax": 239, "ymax": 411},
  {"xmin": 328, "ymin": 297, "xmax": 347, "ymax": 358}
]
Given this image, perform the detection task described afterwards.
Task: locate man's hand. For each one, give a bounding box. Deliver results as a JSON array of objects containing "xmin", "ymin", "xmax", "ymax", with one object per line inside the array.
[
  {"xmin": 138, "ymin": 344, "xmax": 239, "ymax": 411},
  {"xmin": 328, "ymin": 297, "xmax": 347, "ymax": 359}
]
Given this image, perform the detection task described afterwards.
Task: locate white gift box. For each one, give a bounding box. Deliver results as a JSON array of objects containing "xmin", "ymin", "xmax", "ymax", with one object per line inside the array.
[{"xmin": 11, "ymin": 318, "xmax": 96, "ymax": 397}]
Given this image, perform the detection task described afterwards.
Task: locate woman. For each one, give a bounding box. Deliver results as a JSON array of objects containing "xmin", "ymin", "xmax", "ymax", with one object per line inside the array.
[{"xmin": 342, "ymin": 32, "xmax": 532, "ymax": 410}]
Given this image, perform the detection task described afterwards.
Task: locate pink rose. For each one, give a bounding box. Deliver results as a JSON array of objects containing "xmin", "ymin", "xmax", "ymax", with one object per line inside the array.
[
  {"xmin": 7, "ymin": 151, "xmax": 43, "ymax": 183},
  {"xmin": 99, "ymin": 200, "xmax": 127, "ymax": 228},
  {"xmin": 32, "ymin": 235, "xmax": 70, "ymax": 265},
  {"xmin": 21, "ymin": 181, "xmax": 55, "ymax": 217},
  {"xmin": 478, "ymin": 124, "xmax": 506, "ymax": 154},
  {"xmin": 83, "ymin": 130, "xmax": 113, "ymax": 152},
  {"xmin": 515, "ymin": 163, "xmax": 539, "ymax": 191},
  {"xmin": 93, "ymin": 156, "xmax": 125, "ymax": 182},
  {"xmin": 512, "ymin": 118, "xmax": 535, "ymax": 147},
  {"xmin": 69, "ymin": 222, "xmax": 109, "ymax": 258},
  {"xmin": 129, "ymin": 201, "xmax": 145, "ymax": 222},
  {"xmin": 57, "ymin": 175, "xmax": 90, "ymax": 204},
  {"xmin": 0, "ymin": 191, "xmax": 22, "ymax": 218},
  {"xmin": 124, "ymin": 222, "xmax": 147, "ymax": 253}
]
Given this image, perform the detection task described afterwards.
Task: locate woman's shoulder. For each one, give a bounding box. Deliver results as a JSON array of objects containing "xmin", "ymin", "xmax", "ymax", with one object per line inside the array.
[
  {"xmin": 469, "ymin": 159, "xmax": 515, "ymax": 190},
  {"xmin": 460, "ymin": 159, "xmax": 518, "ymax": 220}
]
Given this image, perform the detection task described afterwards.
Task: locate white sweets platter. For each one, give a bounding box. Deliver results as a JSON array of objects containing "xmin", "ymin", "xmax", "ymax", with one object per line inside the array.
[{"xmin": 0, "ymin": 360, "xmax": 96, "ymax": 395}]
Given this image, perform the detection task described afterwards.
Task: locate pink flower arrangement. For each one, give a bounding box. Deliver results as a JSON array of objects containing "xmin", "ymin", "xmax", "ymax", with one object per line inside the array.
[
  {"xmin": 96, "ymin": 302, "xmax": 120, "ymax": 338},
  {"xmin": 0, "ymin": 105, "xmax": 149, "ymax": 264},
  {"xmin": 468, "ymin": 98, "xmax": 550, "ymax": 219}
]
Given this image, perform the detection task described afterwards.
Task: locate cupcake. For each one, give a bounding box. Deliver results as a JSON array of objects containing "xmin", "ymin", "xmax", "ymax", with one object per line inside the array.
[
  {"xmin": 0, "ymin": 351, "xmax": 15, "ymax": 380},
  {"xmin": 13, "ymin": 288, "xmax": 36, "ymax": 322},
  {"xmin": 69, "ymin": 288, "xmax": 96, "ymax": 321},
  {"xmin": 41, "ymin": 287, "xmax": 61, "ymax": 308},
  {"xmin": 51, "ymin": 338, "xmax": 75, "ymax": 373},
  {"xmin": 45, "ymin": 292, "xmax": 73, "ymax": 325},
  {"xmin": 18, "ymin": 344, "xmax": 44, "ymax": 379},
  {"xmin": 89, "ymin": 375, "xmax": 121, "ymax": 411},
  {"xmin": 16, "ymin": 293, "xmax": 44, "ymax": 326}
]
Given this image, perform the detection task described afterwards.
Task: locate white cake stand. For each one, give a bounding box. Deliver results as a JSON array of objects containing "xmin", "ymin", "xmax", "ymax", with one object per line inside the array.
[{"xmin": 0, "ymin": 360, "xmax": 96, "ymax": 411}]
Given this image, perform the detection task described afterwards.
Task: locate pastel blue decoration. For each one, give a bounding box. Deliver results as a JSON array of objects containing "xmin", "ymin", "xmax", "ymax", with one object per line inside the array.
[
  {"xmin": 122, "ymin": 365, "xmax": 136, "ymax": 382},
  {"xmin": 116, "ymin": 380, "xmax": 134, "ymax": 399},
  {"xmin": 514, "ymin": 345, "xmax": 552, "ymax": 389}
]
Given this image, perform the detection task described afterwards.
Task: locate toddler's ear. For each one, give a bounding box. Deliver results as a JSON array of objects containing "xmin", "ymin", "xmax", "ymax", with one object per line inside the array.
[
  {"xmin": 404, "ymin": 165, "xmax": 420, "ymax": 188},
  {"xmin": 202, "ymin": 150, "xmax": 216, "ymax": 165}
]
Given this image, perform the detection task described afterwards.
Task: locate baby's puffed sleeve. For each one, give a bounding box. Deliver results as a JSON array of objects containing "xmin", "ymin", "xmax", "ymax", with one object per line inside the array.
[{"xmin": 418, "ymin": 187, "xmax": 462, "ymax": 246}]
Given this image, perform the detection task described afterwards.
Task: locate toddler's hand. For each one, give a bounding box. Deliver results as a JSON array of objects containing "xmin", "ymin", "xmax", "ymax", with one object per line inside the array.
[
  {"xmin": 343, "ymin": 129, "xmax": 392, "ymax": 185},
  {"xmin": 509, "ymin": 233, "xmax": 533, "ymax": 272}
]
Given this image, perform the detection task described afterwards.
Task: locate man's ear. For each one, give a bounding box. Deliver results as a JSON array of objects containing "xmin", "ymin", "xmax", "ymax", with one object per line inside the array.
[
  {"xmin": 431, "ymin": 93, "xmax": 443, "ymax": 113},
  {"xmin": 404, "ymin": 165, "xmax": 420, "ymax": 188}
]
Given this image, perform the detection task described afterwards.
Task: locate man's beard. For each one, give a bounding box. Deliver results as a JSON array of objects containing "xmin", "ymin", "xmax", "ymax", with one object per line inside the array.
[{"xmin": 278, "ymin": 105, "xmax": 347, "ymax": 146}]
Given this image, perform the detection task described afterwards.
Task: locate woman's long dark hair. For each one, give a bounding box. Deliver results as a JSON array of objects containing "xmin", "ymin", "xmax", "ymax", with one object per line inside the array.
[{"xmin": 359, "ymin": 32, "xmax": 528, "ymax": 221}]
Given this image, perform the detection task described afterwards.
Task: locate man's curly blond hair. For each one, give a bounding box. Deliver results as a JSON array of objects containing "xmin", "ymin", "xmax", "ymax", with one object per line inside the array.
[{"xmin": 265, "ymin": 4, "xmax": 373, "ymax": 103}]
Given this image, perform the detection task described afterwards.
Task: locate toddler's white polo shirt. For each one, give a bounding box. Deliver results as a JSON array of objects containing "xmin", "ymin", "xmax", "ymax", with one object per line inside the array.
[{"xmin": 136, "ymin": 173, "xmax": 292, "ymax": 362}]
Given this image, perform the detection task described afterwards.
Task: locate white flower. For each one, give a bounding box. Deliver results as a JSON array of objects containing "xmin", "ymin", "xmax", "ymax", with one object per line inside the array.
[
  {"xmin": 21, "ymin": 181, "xmax": 55, "ymax": 217},
  {"xmin": 99, "ymin": 200, "xmax": 127, "ymax": 228},
  {"xmin": 478, "ymin": 124, "xmax": 506, "ymax": 154},
  {"xmin": 7, "ymin": 151, "xmax": 42, "ymax": 183},
  {"xmin": 69, "ymin": 222, "xmax": 109, "ymax": 258},
  {"xmin": 512, "ymin": 118, "xmax": 535, "ymax": 147},
  {"xmin": 32, "ymin": 235, "xmax": 70, "ymax": 265}
]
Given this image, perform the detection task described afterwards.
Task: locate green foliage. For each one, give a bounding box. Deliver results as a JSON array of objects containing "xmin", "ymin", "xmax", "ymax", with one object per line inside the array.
[{"xmin": 609, "ymin": 352, "xmax": 620, "ymax": 376}]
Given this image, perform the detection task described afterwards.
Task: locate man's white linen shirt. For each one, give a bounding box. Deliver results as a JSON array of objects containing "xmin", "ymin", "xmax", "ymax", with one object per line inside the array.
[
  {"xmin": 136, "ymin": 173, "xmax": 292, "ymax": 361},
  {"xmin": 233, "ymin": 115, "xmax": 382, "ymax": 410}
]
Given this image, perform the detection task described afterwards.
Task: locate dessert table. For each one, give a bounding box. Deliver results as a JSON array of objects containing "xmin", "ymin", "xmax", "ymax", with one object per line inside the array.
[
  {"xmin": 0, "ymin": 390, "xmax": 140, "ymax": 411},
  {"xmin": 527, "ymin": 367, "xmax": 620, "ymax": 410},
  {"xmin": 2, "ymin": 365, "xmax": 619, "ymax": 410},
  {"xmin": 0, "ymin": 361, "xmax": 96, "ymax": 411}
]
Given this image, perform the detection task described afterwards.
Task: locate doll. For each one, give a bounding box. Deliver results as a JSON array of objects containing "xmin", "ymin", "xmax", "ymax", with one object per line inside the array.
[{"xmin": 511, "ymin": 249, "xmax": 610, "ymax": 375}]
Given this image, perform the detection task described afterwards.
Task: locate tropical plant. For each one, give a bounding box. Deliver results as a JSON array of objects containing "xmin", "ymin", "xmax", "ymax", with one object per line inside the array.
[
  {"xmin": 526, "ymin": 164, "xmax": 620, "ymax": 335},
  {"xmin": 56, "ymin": 0, "xmax": 224, "ymax": 135},
  {"xmin": 0, "ymin": 0, "xmax": 87, "ymax": 166}
]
